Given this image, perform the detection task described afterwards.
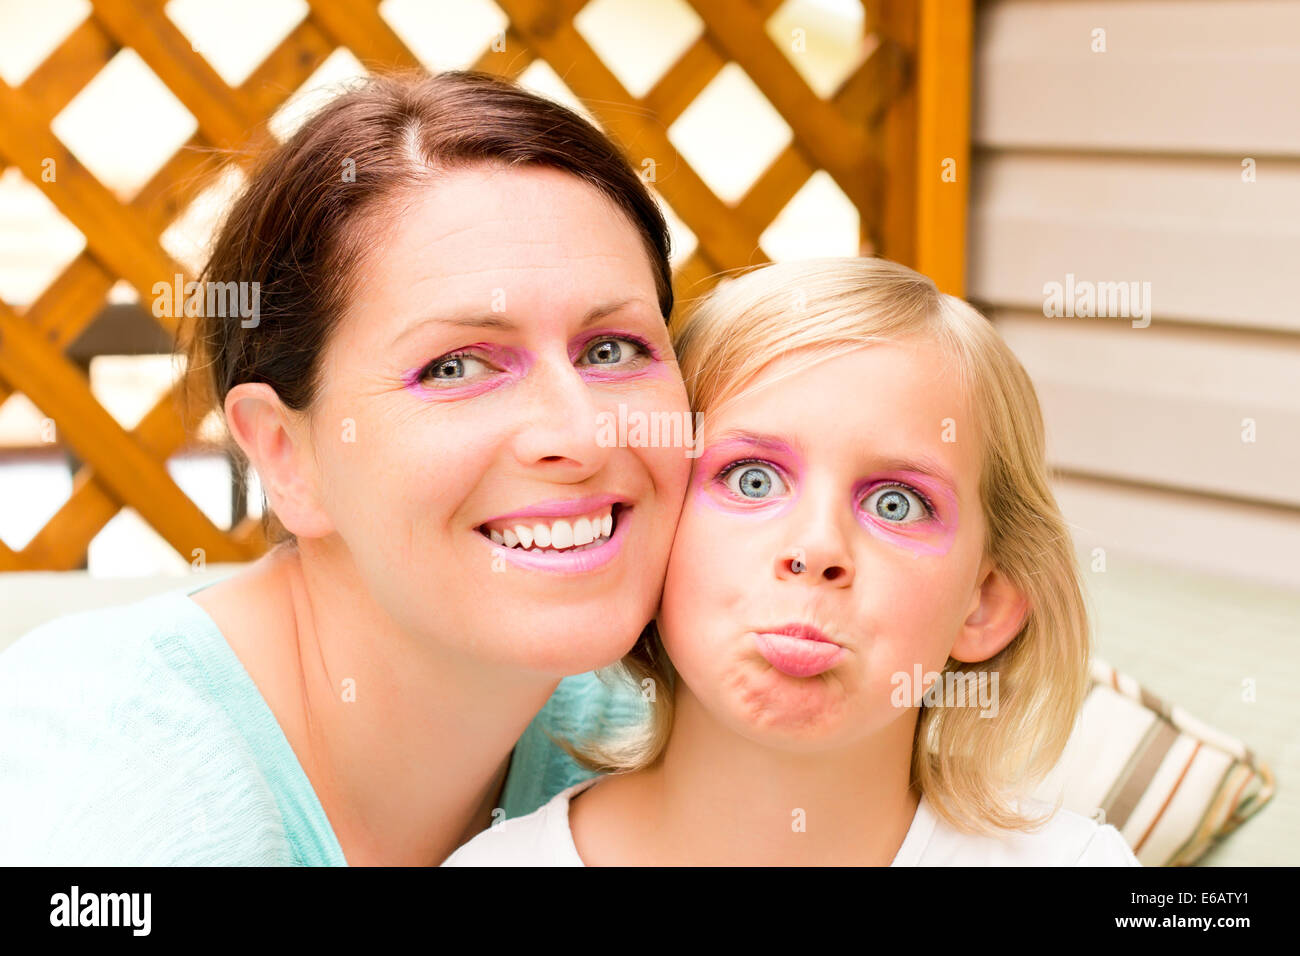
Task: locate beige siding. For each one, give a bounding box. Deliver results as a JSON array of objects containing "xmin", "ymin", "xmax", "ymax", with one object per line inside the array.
[
  {"xmin": 970, "ymin": 0, "xmax": 1300, "ymax": 589},
  {"xmin": 974, "ymin": 0, "xmax": 1300, "ymax": 154}
]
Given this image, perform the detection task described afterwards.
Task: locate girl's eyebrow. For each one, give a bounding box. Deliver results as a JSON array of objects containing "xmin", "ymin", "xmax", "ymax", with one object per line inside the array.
[
  {"xmin": 706, "ymin": 429, "xmax": 804, "ymax": 457},
  {"xmin": 707, "ymin": 428, "xmax": 956, "ymax": 489},
  {"xmin": 869, "ymin": 456, "xmax": 958, "ymax": 491}
]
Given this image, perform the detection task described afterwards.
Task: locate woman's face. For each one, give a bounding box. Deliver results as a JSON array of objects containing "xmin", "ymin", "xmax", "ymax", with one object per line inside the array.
[
  {"xmin": 301, "ymin": 164, "xmax": 691, "ymax": 676},
  {"xmin": 658, "ymin": 339, "xmax": 991, "ymax": 749}
]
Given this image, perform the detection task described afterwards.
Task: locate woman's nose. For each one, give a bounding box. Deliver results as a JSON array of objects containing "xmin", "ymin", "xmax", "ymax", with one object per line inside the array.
[{"xmin": 510, "ymin": 355, "xmax": 610, "ymax": 472}]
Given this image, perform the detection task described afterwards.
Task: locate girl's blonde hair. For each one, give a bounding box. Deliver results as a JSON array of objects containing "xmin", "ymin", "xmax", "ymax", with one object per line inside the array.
[{"xmin": 573, "ymin": 256, "xmax": 1090, "ymax": 836}]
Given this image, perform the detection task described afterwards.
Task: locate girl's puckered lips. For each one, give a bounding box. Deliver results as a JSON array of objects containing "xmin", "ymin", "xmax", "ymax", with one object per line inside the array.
[
  {"xmin": 751, "ymin": 623, "xmax": 847, "ymax": 678},
  {"xmin": 762, "ymin": 623, "xmax": 836, "ymax": 644}
]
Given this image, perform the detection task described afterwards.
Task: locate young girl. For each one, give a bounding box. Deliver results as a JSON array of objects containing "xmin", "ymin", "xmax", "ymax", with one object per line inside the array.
[{"xmin": 444, "ymin": 257, "xmax": 1140, "ymax": 866}]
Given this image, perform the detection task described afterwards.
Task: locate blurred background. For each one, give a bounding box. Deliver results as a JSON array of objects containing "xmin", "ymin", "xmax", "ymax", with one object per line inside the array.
[{"xmin": 0, "ymin": 0, "xmax": 1296, "ymax": 863}]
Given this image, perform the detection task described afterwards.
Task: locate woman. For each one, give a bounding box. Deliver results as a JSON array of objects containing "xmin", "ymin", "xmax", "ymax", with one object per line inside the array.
[{"xmin": 0, "ymin": 70, "xmax": 689, "ymax": 865}]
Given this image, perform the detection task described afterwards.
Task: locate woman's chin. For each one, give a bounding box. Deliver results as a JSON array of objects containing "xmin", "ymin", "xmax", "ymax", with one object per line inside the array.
[{"xmin": 485, "ymin": 624, "xmax": 643, "ymax": 678}]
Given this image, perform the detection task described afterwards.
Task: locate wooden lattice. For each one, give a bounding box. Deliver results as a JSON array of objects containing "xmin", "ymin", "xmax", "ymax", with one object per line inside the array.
[{"xmin": 0, "ymin": 0, "xmax": 970, "ymax": 572}]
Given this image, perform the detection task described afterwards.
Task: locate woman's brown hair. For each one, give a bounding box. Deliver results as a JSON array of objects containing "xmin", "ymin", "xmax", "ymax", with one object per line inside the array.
[{"xmin": 185, "ymin": 68, "xmax": 674, "ymax": 537}]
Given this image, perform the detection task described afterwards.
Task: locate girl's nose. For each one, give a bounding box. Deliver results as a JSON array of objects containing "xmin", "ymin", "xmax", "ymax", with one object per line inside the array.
[
  {"xmin": 772, "ymin": 477, "xmax": 857, "ymax": 586},
  {"xmin": 777, "ymin": 547, "xmax": 853, "ymax": 585}
]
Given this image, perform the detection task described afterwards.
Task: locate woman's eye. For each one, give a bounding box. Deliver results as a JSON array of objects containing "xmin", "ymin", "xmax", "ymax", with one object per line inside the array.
[
  {"xmin": 862, "ymin": 485, "xmax": 930, "ymax": 523},
  {"xmin": 581, "ymin": 337, "xmax": 647, "ymax": 367},
  {"xmin": 721, "ymin": 461, "xmax": 788, "ymax": 500},
  {"xmin": 420, "ymin": 351, "xmax": 492, "ymax": 384}
]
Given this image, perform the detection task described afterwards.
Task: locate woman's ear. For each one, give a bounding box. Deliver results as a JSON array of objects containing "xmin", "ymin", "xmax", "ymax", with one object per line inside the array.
[
  {"xmin": 224, "ymin": 383, "xmax": 335, "ymax": 539},
  {"xmin": 950, "ymin": 556, "xmax": 1030, "ymax": 664}
]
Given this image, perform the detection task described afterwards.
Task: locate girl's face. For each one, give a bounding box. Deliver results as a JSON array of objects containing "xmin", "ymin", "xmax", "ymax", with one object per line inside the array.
[
  {"xmin": 659, "ymin": 339, "xmax": 992, "ymax": 748},
  {"xmin": 298, "ymin": 164, "xmax": 691, "ymax": 676}
]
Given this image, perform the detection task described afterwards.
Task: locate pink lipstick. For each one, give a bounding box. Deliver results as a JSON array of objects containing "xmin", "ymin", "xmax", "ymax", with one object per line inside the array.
[{"xmin": 752, "ymin": 624, "xmax": 846, "ymax": 678}]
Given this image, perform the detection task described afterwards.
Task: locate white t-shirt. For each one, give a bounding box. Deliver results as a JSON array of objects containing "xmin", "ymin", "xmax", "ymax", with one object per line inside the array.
[{"xmin": 443, "ymin": 779, "xmax": 1143, "ymax": 866}]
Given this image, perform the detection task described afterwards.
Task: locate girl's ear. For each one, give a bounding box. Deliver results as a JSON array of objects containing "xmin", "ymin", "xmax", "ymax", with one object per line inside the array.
[
  {"xmin": 224, "ymin": 383, "xmax": 335, "ymax": 539},
  {"xmin": 950, "ymin": 556, "xmax": 1029, "ymax": 663}
]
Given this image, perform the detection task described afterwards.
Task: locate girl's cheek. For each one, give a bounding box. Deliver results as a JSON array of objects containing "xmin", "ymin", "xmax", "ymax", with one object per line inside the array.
[{"xmin": 858, "ymin": 518, "xmax": 958, "ymax": 557}]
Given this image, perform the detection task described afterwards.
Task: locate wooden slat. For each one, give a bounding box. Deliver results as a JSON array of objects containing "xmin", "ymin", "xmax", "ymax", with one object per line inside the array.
[
  {"xmin": 914, "ymin": 0, "xmax": 971, "ymax": 294},
  {"xmin": 1055, "ymin": 474, "xmax": 1300, "ymax": 593},
  {"xmin": 995, "ymin": 310, "xmax": 1300, "ymax": 510},
  {"xmin": 833, "ymin": 34, "xmax": 908, "ymax": 127},
  {"xmin": 974, "ymin": 0, "xmax": 1300, "ymax": 156},
  {"xmin": 304, "ymin": 0, "xmax": 423, "ymax": 70},
  {"xmin": 864, "ymin": 0, "xmax": 919, "ymax": 263},
  {"xmin": 23, "ymin": 257, "xmax": 116, "ymax": 350},
  {"xmin": 17, "ymin": 382, "xmax": 195, "ymax": 569},
  {"xmin": 18, "ymin": 16, "xmax": 117, "ymax": 117},
  {"xmin": 968, "ymin": 152, "xmax": 1300, "ymax": 333},
  {"xmin": 471, "ymin": 27, "xmax": 537, "ymax": 80},
  {"xmin": 688, "ymin": 0, "xmax": 877, "ymax": 216},
  {"xmin": 89, "ymin": 0, "xmax": 262, "ymax": 149},
  {"xmin": 0, "ymin": 537, "xmax": 25, "ymax": 572},
  {"xmin": 733, "ymin": 143, "xmax": 812, "ymax": 238},
  {"xmin": 0, "ymin": 302, "xmax": 248, "ymax": 563},
  {"xmin": 133, "ymin": 134, "xmax": 227, "ymax": 232},
  {"xmin": 0, "ymin": 81, "xmax": 184, "ymax": 316},
  {"xmin": 496, "ymin": 0, "xmax": 763, "ymax": 272},
  {"xmin": 239, "ymin": 17, "xmax": 338, "ymax": 116},
  {"xmin": 642, "ymin": 36, "xmax": 726, "ymax": 127}
]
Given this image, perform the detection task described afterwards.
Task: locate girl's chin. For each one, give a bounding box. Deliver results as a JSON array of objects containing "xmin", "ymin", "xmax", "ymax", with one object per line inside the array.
[{"xmin": 686, "ymin": 662, "xmax": 862, "ymax": 745}]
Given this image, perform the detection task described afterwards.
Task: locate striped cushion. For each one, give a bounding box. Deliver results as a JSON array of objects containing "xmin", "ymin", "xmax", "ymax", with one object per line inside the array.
[{"xmin": 1031, "ymin": 658, "xmax": 1275, "ymax": 866}]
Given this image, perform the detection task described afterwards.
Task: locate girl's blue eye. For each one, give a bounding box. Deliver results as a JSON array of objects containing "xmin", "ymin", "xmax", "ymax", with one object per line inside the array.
[
  {"xmin": 420, "ymin": 351, "xmax": 491, "ymax": 384},
  {"xmin": 721, "ymin": 461, "xmax": 788, "ymax": 500},
  {"xmin": 582, "ymin": 337, "xmax": 649, "ymax": 367},
  {"xmin": 862, "ymin": 485, "xmax": 931, "ymax": 523}
]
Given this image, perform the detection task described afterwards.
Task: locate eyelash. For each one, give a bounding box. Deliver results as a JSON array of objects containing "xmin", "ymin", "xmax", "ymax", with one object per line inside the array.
[
  {"xmin": 417, "ymin": 335, "xmax": 653, "ymax": 384},
  {"xmin": 418, "ymin": 349, "xmax": 477, "ymax": 382},
  {"xmin": 865, "ymin": 481, "xmax": 936, "ymax": 520},
  {"xmin": 715, "ymin": 458, "xmax": 937, "ymax": 519}
]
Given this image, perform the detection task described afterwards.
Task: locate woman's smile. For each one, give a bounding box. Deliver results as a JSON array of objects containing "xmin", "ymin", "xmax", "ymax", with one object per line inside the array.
[{"xmin": 475, "ymin": 498, "xmax": 635, "ymax": 574}]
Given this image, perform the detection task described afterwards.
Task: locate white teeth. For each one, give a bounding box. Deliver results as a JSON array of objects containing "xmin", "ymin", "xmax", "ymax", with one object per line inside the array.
[
  {"xmin": 573, "ymin": 517, "xmax": 594, "ymax": 546},
  {"xmin": 486, "ymin": 506, "xmax": 616, "ymax": 552}
]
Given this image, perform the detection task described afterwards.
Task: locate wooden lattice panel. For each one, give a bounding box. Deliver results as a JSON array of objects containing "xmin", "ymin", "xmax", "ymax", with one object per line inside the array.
[{"xmin": 0, "ymin": 0, "xmax": 968, "ymax": 572}]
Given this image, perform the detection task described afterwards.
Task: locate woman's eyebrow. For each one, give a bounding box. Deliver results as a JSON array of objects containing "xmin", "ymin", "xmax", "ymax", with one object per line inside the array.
[{"xmin": 391, "ymin": 297, "xmax": 654, "ymax": 346}]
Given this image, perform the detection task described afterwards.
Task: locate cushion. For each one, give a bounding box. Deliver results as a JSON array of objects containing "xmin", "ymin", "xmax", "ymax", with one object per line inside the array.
[{"xmin": 1033, "ymin": 657, "xmax": 1275, "ymax": 866}]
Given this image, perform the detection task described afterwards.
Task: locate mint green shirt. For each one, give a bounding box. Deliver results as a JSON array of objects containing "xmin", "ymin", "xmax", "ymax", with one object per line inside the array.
[{"xmin": 0, "ymin": 584, "xmax": 641, "ymax": 865}]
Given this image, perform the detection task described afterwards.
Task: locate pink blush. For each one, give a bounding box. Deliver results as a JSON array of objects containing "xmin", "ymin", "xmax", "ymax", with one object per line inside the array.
[
  {"xmin": 854, "ymin": 471, "xmax": 959, "ymax": 557},
  {"xmin": 691, "ymin": 437, "xmax": 803, "ymax": 517},
  {"xmin": 402, "ymin": 343, "xmax": 531, "ymax": 399}
]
